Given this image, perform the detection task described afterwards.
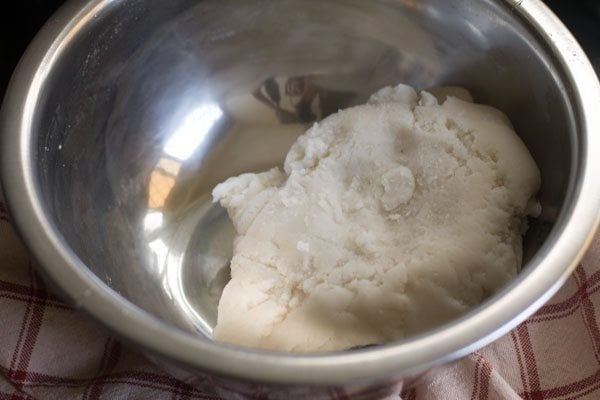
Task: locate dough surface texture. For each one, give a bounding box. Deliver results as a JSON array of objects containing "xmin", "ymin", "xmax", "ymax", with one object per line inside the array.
[{"xmin": 212, "ymin": 84, "xmax": 541, "ymax": 352}]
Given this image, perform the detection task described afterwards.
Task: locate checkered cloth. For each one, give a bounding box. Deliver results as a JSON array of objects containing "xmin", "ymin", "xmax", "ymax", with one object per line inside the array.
[{"xmin": 1, "ymin": 195, "xmax": 599, "ymax": 400}]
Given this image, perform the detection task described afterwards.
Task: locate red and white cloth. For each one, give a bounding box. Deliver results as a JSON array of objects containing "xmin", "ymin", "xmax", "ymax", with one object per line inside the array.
[{"xmin": 0, "ymin": 196, "xmax": 599, "ymax": 400}]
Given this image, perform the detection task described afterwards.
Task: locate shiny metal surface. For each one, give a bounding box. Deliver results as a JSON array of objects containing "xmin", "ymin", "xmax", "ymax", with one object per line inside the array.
[{"xmin": 1, "ymin": 0, "xmax": 599, "ymax": 396}]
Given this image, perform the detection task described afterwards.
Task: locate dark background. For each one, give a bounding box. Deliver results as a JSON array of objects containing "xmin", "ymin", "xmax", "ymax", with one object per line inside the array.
[{"xmin": 1, "ymin": 0, "xmax": 599, "ymax": 98}]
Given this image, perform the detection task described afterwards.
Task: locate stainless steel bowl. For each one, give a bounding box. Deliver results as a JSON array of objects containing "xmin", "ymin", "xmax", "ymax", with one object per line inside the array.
[{"xmin": 2, "ymin": 0, "xmax": 599, "ymax": 398}]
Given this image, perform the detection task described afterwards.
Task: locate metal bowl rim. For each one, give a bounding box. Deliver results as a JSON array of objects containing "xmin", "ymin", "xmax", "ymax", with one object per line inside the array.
[{"xmin": 1, "ymin": 0, "xmax": 599, "ymax": 385}]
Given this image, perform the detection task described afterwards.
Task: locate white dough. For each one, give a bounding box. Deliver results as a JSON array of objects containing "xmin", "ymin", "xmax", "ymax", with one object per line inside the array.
[{"xmin": 212, "ymin": 84, "xmax": 541, "ymax": 352}]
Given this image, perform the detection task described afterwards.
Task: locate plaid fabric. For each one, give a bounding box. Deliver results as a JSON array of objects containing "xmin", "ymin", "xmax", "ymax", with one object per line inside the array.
[{"xmin": 1, "ymin": 195, "xmax": 599, "ymax": 400}]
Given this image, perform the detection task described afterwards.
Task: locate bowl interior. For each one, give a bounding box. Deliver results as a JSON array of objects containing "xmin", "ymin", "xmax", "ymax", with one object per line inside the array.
[{"xmin": 34, "ymin": 0, "xmax": 574, "ymax": 342}]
